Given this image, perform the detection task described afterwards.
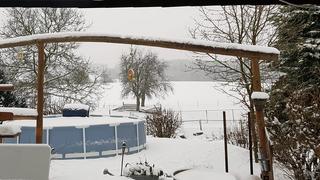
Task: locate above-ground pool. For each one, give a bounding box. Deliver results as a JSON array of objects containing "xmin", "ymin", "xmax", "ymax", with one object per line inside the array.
[{"xmin": 3, "ymin": 115, "xmax": 146, "ymax": 159}]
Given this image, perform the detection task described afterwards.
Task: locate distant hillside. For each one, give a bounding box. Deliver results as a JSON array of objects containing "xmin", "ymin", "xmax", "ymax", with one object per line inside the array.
[
  {"xmin": 165, "ymin": 59, "xmax": 213, "ymax": 81},
  {"xmin": 93, "ymin": 59, "xmax": 223, "ymax": 82}
]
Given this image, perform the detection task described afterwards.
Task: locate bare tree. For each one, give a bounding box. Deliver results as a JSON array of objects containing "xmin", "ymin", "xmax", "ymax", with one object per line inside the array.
[
  {"xmin": 0, "ymin": 8, "xmax": 102, "ymax": 114},
  {"xmin": 120, "ymin": 47, "xmax": 172, "ymax": 111},
  {"xmin": 190, "ymin": 5, "xmax": 278, "ymax": 161}
]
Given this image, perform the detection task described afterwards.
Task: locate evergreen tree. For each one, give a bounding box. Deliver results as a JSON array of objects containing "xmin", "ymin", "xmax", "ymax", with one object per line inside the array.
[
  {"xmin": 266, "ymin": 6, "xmax": 320, "ymax": 179},
  {"xmin": 0, "ymin": 69, "xmax": 26, "ymax": 107}
]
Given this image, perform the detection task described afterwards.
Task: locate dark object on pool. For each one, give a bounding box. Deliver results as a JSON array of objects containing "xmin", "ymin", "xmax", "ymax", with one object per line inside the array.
[{"xmin": 62, "ymin": 103, "xmax": 90, "ymax": 117}]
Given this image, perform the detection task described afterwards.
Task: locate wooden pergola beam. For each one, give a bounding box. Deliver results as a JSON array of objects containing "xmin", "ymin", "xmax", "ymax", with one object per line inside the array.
[{"xmin": 0, "ymin": 33, "xmax": 279, "ymax": 61}]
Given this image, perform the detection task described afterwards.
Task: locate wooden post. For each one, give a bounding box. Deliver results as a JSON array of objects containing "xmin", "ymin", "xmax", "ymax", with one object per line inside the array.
[
  {"xmin": 36, "ymin": 42, "xmax": 45, "ymax": 144},
  {"xmin": 223, "ymin": 111, "xmax": 228, "ymax": 173},
  {"xmin": 248, "ymin": 112, "xmax": 254, "ymax": 175},
  {"xmin": 251, "ymin": 58, "xmax": 273, "ymax": 179}
]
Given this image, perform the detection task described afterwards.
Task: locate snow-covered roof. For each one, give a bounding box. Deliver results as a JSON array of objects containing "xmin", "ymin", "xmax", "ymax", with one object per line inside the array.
[
  {"xmin": 251, "ymin": 92, "xmax": 270, "ymax": 100},
  {"xmin": 0, "ymin": 32, "xmax": 279, "ymax": 61},
  {"xmin": 0, "ymin": 107, "xmax": 38, "ymax": 116},
  {"xmin": 63, "ymin": 103, "xmax": 90, "ymax": 110},
  {"xmin": 0, "ymin": 124, "xmax": 21, "ymax": 135}
]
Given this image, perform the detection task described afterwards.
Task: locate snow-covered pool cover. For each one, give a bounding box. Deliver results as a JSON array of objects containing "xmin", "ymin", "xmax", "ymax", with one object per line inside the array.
[
  {"xmin": 0, "ymin": 32, "xmax": 280, "ymax": 55},
  {"xmin": 174, "ymin": 168, "xmax": 236, "ymax": 180},
  {"xmin": 251, "ymin": 92, "xmax": 270, "ymax": 100},
  {"xmin": 63, "ymin": 103, "xmax": 89, "ymax": 110},
  {"xmin": 4, "ymin": 116, "xmax": 143, "ymax": 128},
  {"xmin": 0, "ymin": 107, "xmax": 37, "ymax": 116},
  {"xmin": 0, "ymin": 124, "xmax": 21, "ymax": 135}
]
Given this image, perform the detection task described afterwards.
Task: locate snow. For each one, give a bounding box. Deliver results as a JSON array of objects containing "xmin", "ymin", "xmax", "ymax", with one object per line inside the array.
[
  {"xmin": 0, "ymin": 144, "xmax": 51, "ymax": 180},
  {"xmin": 0, "ymin": 124, "xmax": 21, "ymax": 135},
  {"xmin": 0, "ymin": 32, "xmax": 280, "ymax": 56},
  {"xmin": 251, "ymin": 92, "xmax": 269, "ymax": 100},
  {"xmin": 5, "ymin": 115, "xmax": 143, "ymax": 128},
  {"xmin": 0, "ymin": 107, "xmax": 38, "ymax": 116},
  {"xmin": 49, "ymin": 137, "xmax": 261, "ymax": 180},
  {"xmin": 0, "ymin": 81, "xmax": 290, "ymax": 180},
  {"xmin": 174, "ymin": 168, "xmax": 236, "ymax": 180},
  {"xmin": 63, "ymin": 103, "xmax": 90, "ymax": 110},
  {"xmin": 0, "ymin": 84, "xmax": 13, "ymax": 87}
]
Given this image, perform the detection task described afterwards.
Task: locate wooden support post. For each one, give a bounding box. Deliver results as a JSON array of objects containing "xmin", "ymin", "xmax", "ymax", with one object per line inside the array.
[
  {"xmin": 248, "ymin": 112, "xmax": 254, "ymax": 175},
  {"xmin": 251, "ymin": 58, "xmax": 273, "ymax": 180},
  {"xmin": 36, "ymin": 42, "xmax": 45, "ymax": 144},
  {"xmin": 223, "ymin": 111, "xmax": 228, "ymax": 173}
]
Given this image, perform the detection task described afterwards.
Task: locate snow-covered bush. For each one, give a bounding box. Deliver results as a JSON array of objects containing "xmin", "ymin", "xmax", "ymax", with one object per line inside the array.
[
  {"xmin": 123, "ymin": 161, "xmax": 169, "ymax": 179},
  {"xmin": 146, "ymin": 106, "xmax": 181, "ymax": 138}
]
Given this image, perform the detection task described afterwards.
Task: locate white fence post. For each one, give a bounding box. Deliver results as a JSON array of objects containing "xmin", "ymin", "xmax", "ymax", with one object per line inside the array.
[
  {"xmin": 115, "ymin": 125, "xmax": 118, "ymax": 156},
  {"xmin": 136, "ymin": 123, "xmax": 140, "ymax": 152}
]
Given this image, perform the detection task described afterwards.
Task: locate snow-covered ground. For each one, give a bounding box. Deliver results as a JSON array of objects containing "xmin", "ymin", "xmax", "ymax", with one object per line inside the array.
[
  {"xmin": 46, "ymin": 81, "xmax": 287, "ymax": 180},
  {"xmin": 50, "ymin": 137, "xmax": 259, "ymax": 180},
  {"xmin": 49, "ymin": 136, "xmax": 286, "ymax": 180}
]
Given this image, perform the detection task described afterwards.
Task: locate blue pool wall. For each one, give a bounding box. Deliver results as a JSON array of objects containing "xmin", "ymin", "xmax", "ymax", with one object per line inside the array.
[{"xmin": 3, "ymin": 121, "xmax": 146, "ymax": 159}]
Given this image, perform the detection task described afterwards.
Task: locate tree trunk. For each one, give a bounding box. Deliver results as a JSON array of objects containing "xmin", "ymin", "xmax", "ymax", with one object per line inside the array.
[
  {"xmin": 136, "ymin": 96, "xmax": 140, "ymax": 111},
  {"xmin": 141, "ymin": 94, "xmax": 146, "ymax": 107}
]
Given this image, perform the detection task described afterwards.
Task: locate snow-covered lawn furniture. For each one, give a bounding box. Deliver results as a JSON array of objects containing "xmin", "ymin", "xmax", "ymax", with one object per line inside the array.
[{"xmin": 0, "ymin": 144, "xmax": 51, "ymax": 180}]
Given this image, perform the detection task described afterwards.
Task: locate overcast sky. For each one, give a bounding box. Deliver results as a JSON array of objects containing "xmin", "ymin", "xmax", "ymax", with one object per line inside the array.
[
  {"xmin": 79, "ymin": 7, "xmax": 201, "ymax": 67},
  {"xmin": 0, "ymin": 7, "xmax": 206, "ymax": 68}
]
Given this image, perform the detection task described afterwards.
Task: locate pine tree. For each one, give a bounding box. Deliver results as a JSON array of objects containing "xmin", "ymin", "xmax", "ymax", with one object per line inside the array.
[
  {"xmin": 0, "ymin": 69, "xmax": 26, "ymax": 107},
  {"xmin": 266, "ymin": 6, "xmax": 320, "ymax": 179}
]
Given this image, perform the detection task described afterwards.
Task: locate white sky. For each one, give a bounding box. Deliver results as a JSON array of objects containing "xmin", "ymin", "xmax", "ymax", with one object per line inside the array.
[
  {"xmin": 79, "ymin": 7, "xmax": 202, "ymax": 67},
  {"xmin": 0, "ymin": 7, "xmax": 210, "ymax": 68}
]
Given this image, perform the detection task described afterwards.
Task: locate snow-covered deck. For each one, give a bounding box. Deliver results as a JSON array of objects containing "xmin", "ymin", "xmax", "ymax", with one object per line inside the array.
[{"xmin": 0, "ymin": 107, "xmax": 38, "ymax": 117}]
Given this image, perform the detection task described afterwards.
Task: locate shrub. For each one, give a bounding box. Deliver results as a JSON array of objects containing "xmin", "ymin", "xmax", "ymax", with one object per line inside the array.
[{"xmin": 146, "ymin": 106, "xmax": 182, "ymax": 138}]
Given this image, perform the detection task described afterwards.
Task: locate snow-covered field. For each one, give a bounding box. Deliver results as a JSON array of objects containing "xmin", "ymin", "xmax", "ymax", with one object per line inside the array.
[
  {"xmin": 39, "ymin": 82, "xmax": 289, "ymax": 179},
  {"xmin": 97, "ymin": 81, "xmax": 244, "ymax": 111}
]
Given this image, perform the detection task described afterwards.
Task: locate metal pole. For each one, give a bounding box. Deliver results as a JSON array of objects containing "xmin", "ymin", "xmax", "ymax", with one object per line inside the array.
[
  {"xmin": 251, "ymin": 58, "xmax": 273, "ymax": 179},
  {"xmin": 223, "ymin": 111, "xmax": 228, "ymax": 173},
  {"xmin": 205, "ymin": 110, "xmax": 208, "ymax": 123},
  {"xmin": 36, "ymin": 42, "xmax": 45, "ymax": 144},
  {"xmin": 120, "ymin": 142, "xmax": 127, "ymax": 176},
  {"xmin": 248, "ymin": 112, "xmax": 253, "ymax": 175},
  {"xmin": 199, "ymin": 120, "xmax": 203, "ymax": 131}
]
